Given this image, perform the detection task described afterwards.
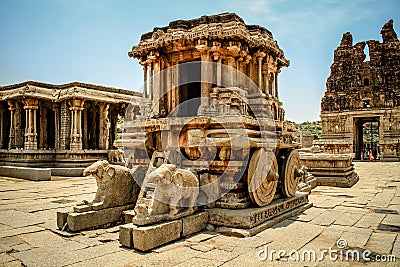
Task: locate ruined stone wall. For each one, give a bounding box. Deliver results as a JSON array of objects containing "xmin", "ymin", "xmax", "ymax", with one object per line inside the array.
[{"xmin": 317, "ymin": 20, "xmax": 400, "ymax": 160}]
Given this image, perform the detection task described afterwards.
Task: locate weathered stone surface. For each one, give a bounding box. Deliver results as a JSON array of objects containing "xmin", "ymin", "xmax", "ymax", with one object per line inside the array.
[
  {"xmin": 81, "ymin": 161, "xmax": 141, "ymax": 210},
  {"xmin": 333, "ymin": 212, "xmax": 363, "ymax": 226},
  {"xmin": 365, "ymin": 232, "xmax": 397, "ymax": 255},
  {"xmin": 133, "ymin": 220, "xmax": 182, "ymax": 251},
  {"xmin": 51, "ymin": 167, "xmax": 85, "ymax": 177},
  {"xmin": 132, "ymin": 163, "xmax": 199, "ymax": 226},
  {"xmin": 316, "ymin": 20, "xmax": 400, "ymax": 161},
  {"xmin": 119, "ymin": 223, "xmax": 136, "ymax": 248},
  {"xmin": 213, "ymin": 202, "xmax": 312, "ymax": 237},
  {"xmin": 56, "ymin": 211, "xmax": 69, "ymax": 229},
  {"xmin": 300, "ymin": 153, "xmax": 359, "ymax": 188},
  {"xmin": 182, "ymin": 212, "xmax": 208, "ymax": 237},
  {"xmin": 65, "ymin": 204, "xmax": 134, "ymax": 232},
  {"xmin": 208, "ymin": 193, "xmax": 309, "ymax": 229}
]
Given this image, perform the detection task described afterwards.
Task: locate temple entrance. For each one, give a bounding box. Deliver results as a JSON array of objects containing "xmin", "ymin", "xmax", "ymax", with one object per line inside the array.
[
  {"xmin": 177, "ymin": 61, "xmax": 201, "ymax": 117},
  {"xmin": 355, "ymin": 118, "xmax": 380, "ymax": 160}
]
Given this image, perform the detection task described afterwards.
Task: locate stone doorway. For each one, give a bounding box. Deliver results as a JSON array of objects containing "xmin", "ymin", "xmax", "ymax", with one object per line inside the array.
[
  {"xmin": 177, "ymin": 61, "xmax": 201, "ymax": 117},
  {"xmin": 355, "ymin": 118, "xmax": 380, "ymax": 160}
]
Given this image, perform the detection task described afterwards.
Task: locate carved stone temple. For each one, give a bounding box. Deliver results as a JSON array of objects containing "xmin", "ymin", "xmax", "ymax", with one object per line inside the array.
[
  {"xmin": 0, "ymin": 81, "xmax": 142, "ymax": 178},
  {"xmin": 315, "ymin": 20, "xmax": 400, "ymax": 161},
  {"xmin": 115, "ymin": 13, "xmax": 311, "ymax": 251}
]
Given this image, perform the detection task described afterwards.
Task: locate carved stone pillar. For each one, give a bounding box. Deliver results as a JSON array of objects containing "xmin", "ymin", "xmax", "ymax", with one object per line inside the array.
[
  {"xmin": 7, "ymin": 100, "xmax": 15, "ymax": 149},
  {"xmin": 60, "ymin": 101, "xmax": 70, "ymax": 150},
  {"xmin": 142, "ymin": 63, "xmax": 148, "ymax": 99},
  {"xmin": 149, "ymin": 62, "xmax": 154, "ymax": 101},
  {"xmin": 255, "ymin": 51, "xmax": 266, "ymax": 91},
  {"xmin": 171, "ymin": 61, "xmax": 179, "ymax": 112},
  {"xmin": 198, "ymin": 44, "xmax": 212, "ymax": 113},
  {"xmin": 99, "ymin": 103, "xmax": 110, "ymax": 150},
  {"xmin": 14, "ymin": 102, "xmax": 23, "ymax": 148},
  {"xmin": 0, "ymin": 105, "xmax": 3, "ymax": 149},
  {"xmin": 264, "ymin": 70, "xmax": 270, "ymax": 95},
  {"xmin": 52, "ymin": 103, "xmax": 60, "ymax": 150},
  {"xmin": 225, "ymin": 56, "xmax": 236, "ymax": 87},
  {"xmin": 275, "ymin": 71, "xmax": 279, "ymax": 98},
  {"xmin": 22, "ymin": 98, "xmax": 39, "ymax": 150},
  {"xmin": 69, "ymin": 99, "xmax": 85, "ymax": 150},
  {"xmin": 39, "ymin": 105, "xmax": 47, "ymax": 149},
  {"xmin": 217, "ymin": 57, "xmax": 222, "ymax": 86},
  {"xmin": 82, "ymin": 106, "xmax": 89, "ymax": 149},
  {"xmin": 154, "ymin": 60, "xmax": 162, "ymax": 115}
]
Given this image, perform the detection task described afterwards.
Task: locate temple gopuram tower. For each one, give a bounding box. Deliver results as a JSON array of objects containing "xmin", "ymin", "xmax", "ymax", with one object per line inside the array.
[{"xmin": 316, "ymin": 20, "xmax": 400, "ymax": 161}]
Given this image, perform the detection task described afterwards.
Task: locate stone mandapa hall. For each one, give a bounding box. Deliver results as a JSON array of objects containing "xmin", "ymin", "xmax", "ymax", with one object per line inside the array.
[{"xmin": 0, "ymin": 81, "xmax": 142, "ymax": 178}]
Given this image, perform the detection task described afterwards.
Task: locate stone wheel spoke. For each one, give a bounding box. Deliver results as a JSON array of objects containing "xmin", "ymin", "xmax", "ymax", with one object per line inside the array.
[
  {"xmin": 247, "ymin": 148, "xmax": 278, "ymax": 206},
  {"xmin": 281, "ymin": 149, "xmax": 301, "ymax": 197}
]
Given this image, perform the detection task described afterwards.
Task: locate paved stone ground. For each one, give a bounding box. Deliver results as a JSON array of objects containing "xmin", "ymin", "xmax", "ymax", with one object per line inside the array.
[{"xmin": 0, "ymin": 162, "xmax": 399, "ymax": 266}]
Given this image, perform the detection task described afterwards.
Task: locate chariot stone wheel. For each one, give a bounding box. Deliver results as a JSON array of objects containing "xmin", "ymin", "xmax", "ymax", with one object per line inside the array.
[
  {"xmin": 281, "ymin": 149, "xmax": 301, "ymax": 197},
  {"xmin": 247, "ymin": 148, "xmax": 279, "ymax": 206}
]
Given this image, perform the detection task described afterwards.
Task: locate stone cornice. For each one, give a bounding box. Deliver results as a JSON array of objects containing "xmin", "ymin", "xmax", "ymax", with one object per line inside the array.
[
  {"xmin": 129, "ymin": 13, "xmax": 289, "ymax": 66},
  {"xmin": 0, "ymin": 81, "xmax": 142, "ymax": 104}
]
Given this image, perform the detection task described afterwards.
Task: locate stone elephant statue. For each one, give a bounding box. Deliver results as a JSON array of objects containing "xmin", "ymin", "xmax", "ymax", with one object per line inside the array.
[
  {"xmin": 138, "ymin": 163, "xmax": 199, "ymax": 216},
  {"xmin": 108, "ymin": 149, "xmax": 126, "ymax": 165},
  {"xmin": 82, "ymin": 160, "xmax": 141, "ymax": 209}
]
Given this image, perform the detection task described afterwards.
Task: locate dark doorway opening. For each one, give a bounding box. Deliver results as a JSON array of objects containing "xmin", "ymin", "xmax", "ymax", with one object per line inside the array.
[
  {"xmin": 2, "ymin": 105, "xmax": 10, "ymax": 148},
  {"xmin": 88, "ymin": 107, "xmax": 100, "ymax": 149},
  {"xmin": 176, "ymin": 61, "xmax": 201, "ymax": 117},
  {"xmin": 355, "ymin": 118, "xmax": 380, "ymax": 160},
  {"xmin": 46, "ymin": 108, "xmax": 55, "ymax": 149}
]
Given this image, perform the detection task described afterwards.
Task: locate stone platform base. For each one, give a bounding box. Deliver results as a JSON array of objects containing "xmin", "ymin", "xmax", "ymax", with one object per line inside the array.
[
  {"xmin": 0, "ymin": 166, "xmax": 51, "ymax": 181},
  {"xmin": 51, "ymin": 168, "xmax": 85, "ymax": 177},
  {"xmin": 119, "ymin": 212, "xmax": 208, "ymax": 251},
  {"xmin": 208, "ymin": 193, "xmax": 311, "ymax": 237},
  {"xmin": 300, "ymin": 153, "xmax": 359, "ymax": 188},
  {"xmin": 213, "ymin": 202, "xmax": 313, "ymax": 237},
  {"xmin": 316, "ymin": 172, "xmax": 359, "ymax": 187},
  {"xmin": 57, "ymin": 204, "xmax": 135, "ymax": 232}
]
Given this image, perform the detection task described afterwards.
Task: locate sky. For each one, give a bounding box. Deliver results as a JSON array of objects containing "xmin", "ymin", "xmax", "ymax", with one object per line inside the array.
[{"xmin": 1, "ymin": 0, "xmax": 399, "ymax": 122}]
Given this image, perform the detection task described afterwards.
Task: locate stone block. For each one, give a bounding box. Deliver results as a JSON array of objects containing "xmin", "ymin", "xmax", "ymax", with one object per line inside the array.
[
  {"xmin": 65, "ymin": 204, "xmax": 133, "ymax": 232},
  {"xmin": 133, "ymin": 220, "xmax": 182, "ymax": 252},
  {"xmin": 0, "ymin": 166, "xmax": 51, "ymax": 181},
  {"xmin": 182, "ymin": 212, "xmax": 208, "ymax": 237},
  {"xmin": 119, "ymin": 223, "xmax": 137, "ymax": 248},
  {"xmin": 57, "ymin": 211, "xmax": 69, "ymax": 230}
]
